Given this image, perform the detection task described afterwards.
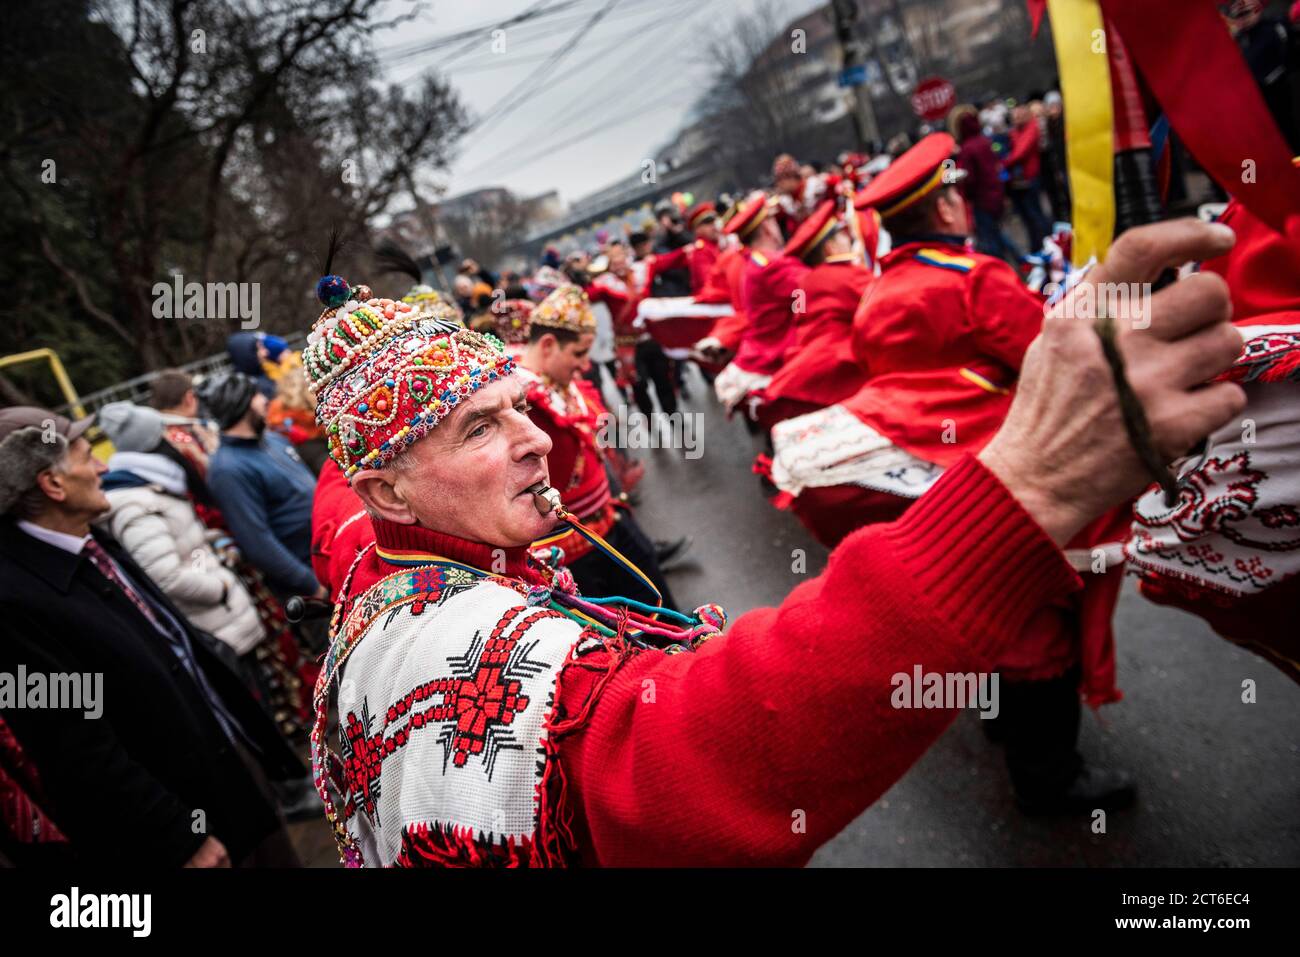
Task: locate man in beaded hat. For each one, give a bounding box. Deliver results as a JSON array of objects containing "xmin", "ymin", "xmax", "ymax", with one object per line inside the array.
[
  {"xmin": 515, "ymin": 284, "xmax": 681, "ymax": 609},
  {"xmin": 305, "ymin": 218, "xmax": 1248, "ymax": 866}
]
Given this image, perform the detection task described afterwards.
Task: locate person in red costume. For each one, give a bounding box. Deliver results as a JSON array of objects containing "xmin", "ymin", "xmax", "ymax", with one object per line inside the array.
[
  {"xmin": 301, "ymin": 216, "xmax": 1244, "ymax": 866},
  {"xmin": 755, "ymin": 199, "xmax": 875, "ymax": 432},
  {"xmin": 310, "ymin": 458, "xmax": 372, "ymax": 600},
  {"xmin": 691, "ymin": 202, "xmax": 755, "ymax": 362},
  {"xmin": 1002, "ymin": 102, "xmax": 1052, "ymax": 252},
  {"xmin": 642, "ymin": 202, "xmax": 722, "ymax": 295},
  {"xmin": 771, "ymin": 133, "xmax": 1133, "ymax": 813},
  {"xmin": 515, "ymin": 285, "xmax": 679, "ymax": 609},
  {"xmin": 712, "ymin": 192, "xmax": 809, "ymax": 415}
]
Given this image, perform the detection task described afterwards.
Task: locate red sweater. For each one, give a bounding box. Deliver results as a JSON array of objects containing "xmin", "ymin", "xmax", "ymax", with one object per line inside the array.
[
  {"xmin": 343, "ymin": 456, "xmax": 1079, "ymax": 864},
  {"xmin": 310, "ymin": 460, "xmax": 374, "ymax": 598}
]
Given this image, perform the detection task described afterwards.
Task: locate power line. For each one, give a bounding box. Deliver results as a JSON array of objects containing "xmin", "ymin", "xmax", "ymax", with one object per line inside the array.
[
  {"xmin": 461, "ymin": 0, "xmax": 714, "ymax": 180},
  {"xmin": 466, "ymin": 80, "xmax": 701, "ymax": 184},
  {"xmin": 469, "ymin": 0, "xmax": 625, "ymax": 137}
]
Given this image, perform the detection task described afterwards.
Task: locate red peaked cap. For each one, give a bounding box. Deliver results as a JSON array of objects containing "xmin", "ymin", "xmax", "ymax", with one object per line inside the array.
[
  {"xmin": 723, "ymin": 192, "xmax": 774, "ymax": 240},
  {"xmin": 1201, "ymin": 198, "xmax": 1300, "ymax": 322},
  {"xmin": 854, "ymin": 132, "xmax": 962, "ymax": 219},
  {"xmin": 686, "ymin": 201, "xmax": 717, "ymax": 230},
  {"xmin": 783, "ymin": 200, "xmax": 840, "ymax": 261}
]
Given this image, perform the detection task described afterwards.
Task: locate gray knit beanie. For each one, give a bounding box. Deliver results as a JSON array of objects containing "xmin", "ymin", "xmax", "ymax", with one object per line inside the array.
[{"xmin": 98, "ymin": 401, "xmax": 165, "ymax": 454}]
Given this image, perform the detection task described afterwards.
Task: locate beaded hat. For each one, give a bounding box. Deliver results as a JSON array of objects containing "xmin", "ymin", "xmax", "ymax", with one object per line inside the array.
[
  {"xmin": 303, "ymin": 266, "xmax": 513, "ymax": 479},
  {"xmin": 490, "ymin": 298, "xmax": 536, "ymax": 345},
  {"xmin": 529, "ymin": 284, "xmax": 596, "ymax": 336},
  {"xmin": 400, "ymin": 284, "xmax": 465, "ymax": 326}
]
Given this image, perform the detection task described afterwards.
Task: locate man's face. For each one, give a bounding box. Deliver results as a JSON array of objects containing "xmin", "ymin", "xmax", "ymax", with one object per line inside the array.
[
  {"xmin": 607, "ymin": 245, "xmax": 629, "ymax": 271},
  {"xmin": 934, "ymin": 186, "xmax": 968, "ymax": 233},
  {"xmin": 247, "ymin": 392, "xmax": 268, "ymax": 435},
  {"xmin": 695, "ymin": 219, "xmax": 718, "ymax": 242},
  {"xmin": 453, "ymin": 275, "xmax": 474, "ymax": 297},
  {"xmin": 776, "ymin": 173, "xmax": 802, "ymax": 196},
  {"xmin": 387, "ymin": 378, "xmax": 555, "ymax": 546},
  {"xmin": 539, "ymin": 332, "xmax": 593, "ymax": 388},
  {"xmin": 46, "ymin": 437, "xmax": 110, "ymax": 520}
]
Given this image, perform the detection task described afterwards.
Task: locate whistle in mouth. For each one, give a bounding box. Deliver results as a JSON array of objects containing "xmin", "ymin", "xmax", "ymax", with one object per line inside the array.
[{"xmin": 527, "ymin": 482, "xmax": 563, "ymax": 516}]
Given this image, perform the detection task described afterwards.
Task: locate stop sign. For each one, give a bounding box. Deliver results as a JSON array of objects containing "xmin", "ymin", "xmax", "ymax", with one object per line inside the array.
[{"xmin": 911, "ymin": 77, "xmax": 956, "ymax": 122}]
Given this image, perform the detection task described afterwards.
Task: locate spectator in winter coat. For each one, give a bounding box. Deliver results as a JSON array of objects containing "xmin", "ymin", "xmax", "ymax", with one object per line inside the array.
[{"xmin": 96, "ymin": 402, "xmax": 264, "ymax": 657}]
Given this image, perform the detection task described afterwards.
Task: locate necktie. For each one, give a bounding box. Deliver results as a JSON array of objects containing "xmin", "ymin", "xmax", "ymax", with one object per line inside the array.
[
  {"xmin": 83, "ymin": 537, "xmax": 167, "ymax": 633},
  {"xmin": 83, "ymin": 537, "xmax": 247, "ymax": 747}
]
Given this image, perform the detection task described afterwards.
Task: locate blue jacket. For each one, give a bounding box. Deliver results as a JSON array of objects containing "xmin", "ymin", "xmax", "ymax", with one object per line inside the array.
[{"xmin": 207, "ymin": 432, "xmax": 318, "ymax": 596}]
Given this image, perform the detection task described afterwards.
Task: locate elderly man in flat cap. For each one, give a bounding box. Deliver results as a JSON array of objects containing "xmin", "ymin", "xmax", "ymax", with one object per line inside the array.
[{"xmin": 0, "ymin": 407, "xmax": 304, "ymax": 866}]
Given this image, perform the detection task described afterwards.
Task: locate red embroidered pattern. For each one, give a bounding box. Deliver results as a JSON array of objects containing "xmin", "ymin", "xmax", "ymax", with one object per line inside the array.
[{"xmin": 341, "ymin": 606, "xmax": 567, "ymax": 822}]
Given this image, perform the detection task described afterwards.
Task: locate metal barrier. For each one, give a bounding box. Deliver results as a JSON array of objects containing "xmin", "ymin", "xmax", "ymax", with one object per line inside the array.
[{"xmin": 56, "ymin": 332, "xmax": 307, "ymax": 416}]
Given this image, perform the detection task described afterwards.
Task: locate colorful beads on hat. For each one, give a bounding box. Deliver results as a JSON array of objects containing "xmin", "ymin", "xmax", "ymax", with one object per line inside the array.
[
  {"xmin": 531, "ymin": 283, "xmax": 596, "ymax": 335},
  {"xmin": 316, "ymin": 274, "xmax": 351, "ymax": 308}
]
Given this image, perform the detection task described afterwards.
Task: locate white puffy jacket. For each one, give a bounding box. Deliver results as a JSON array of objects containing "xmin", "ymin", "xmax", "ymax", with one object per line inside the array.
[{"xmin": 98, "ymin": 456, "xmax": 264, "ymax": 655}]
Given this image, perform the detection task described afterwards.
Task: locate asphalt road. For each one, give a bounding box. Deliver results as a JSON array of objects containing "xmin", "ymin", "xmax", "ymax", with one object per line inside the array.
[{"xmin": 292, "ymin": 365, "xmax": 1299, "ymax": 867}]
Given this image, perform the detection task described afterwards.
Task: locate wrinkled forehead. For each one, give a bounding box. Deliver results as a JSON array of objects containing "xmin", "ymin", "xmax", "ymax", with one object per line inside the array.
[{"xmin": 431, "ymin": 373, "xmax": 525, "ymax": 434}]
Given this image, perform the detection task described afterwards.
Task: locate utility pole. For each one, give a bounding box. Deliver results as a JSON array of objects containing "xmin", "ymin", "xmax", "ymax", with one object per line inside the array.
[{"xmin": 831, "ymin": 0, "xmax": 881, "ymax": 151}]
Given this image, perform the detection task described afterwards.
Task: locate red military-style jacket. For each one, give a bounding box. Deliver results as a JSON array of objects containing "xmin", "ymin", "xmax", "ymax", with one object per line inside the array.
[
  {"xmin": 645, "ymin": 237, "xmax": 721, "ymax": 295},
  {"xmin": 733, "ymin": 251, "xmax": 810, "ymax": 376},
  {"xmin": 846, "ymin": 238, "xmax": 1044, "ymax": 467},
  {"xmin": 760, "ymin": 254, "xmax": 874, "ymax": 428},
  {"xmin": 696, "ymin": 245, "xmax": 750, "ymax": 352}
]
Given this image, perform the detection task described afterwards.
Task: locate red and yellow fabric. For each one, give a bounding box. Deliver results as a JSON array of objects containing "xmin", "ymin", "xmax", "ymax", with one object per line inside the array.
[
  {"xmin": 851, "ymin": 240, "xmax": 1044, "ymax": 382},
  {"xmin": 1099, "ymin": 0, "xmax": 1300, "ymax": 240}
]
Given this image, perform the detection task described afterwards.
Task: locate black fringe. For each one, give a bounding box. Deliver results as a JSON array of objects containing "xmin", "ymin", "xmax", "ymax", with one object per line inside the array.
[
  {"xmin": 322, "ymin": 226, "xmax": 345, "ymax": 277},
  {"xmin": 373, "ymin": 239, "xmax": 423, "ymax": 284}
]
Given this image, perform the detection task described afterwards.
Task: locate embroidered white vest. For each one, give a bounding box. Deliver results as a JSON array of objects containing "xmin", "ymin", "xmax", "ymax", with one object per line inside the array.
[{"xmin": 333, "ymin": 566, "xmax": 588, "ymax": 866}]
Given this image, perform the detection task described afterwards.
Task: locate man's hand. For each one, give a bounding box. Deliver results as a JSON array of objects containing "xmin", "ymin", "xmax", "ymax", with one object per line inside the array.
[
  {"xmin": 691, "ymin": 336, "xmax": 732, "ymax": 364},
  {"xmin": 184, "ymin": 836, "xmax": 231, "ymax": 868},
  {"xmin": 980, "ymin": 219, "xmax": 1246, "ymax": 546}
]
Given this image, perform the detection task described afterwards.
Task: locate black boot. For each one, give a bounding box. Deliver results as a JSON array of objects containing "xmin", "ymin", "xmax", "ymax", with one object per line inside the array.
[{"xmin": 1001, "ymin": 668, "xmax": 1137, "ymax": 815}]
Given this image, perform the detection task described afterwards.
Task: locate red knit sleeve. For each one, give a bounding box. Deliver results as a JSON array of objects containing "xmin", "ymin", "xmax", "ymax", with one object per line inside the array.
[
  {"xmin": 965, "ymin": 260, "xmax": 1046, "ymax": 371},
  {"xmin": 565, "ymin": 455, "xmax": 1081, "ymax": 865}
]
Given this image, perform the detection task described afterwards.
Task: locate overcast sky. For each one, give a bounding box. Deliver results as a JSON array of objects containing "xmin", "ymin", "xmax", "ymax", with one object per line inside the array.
[{"xmin": 375, "ymin": 0, "xmax": 826, "ymax": 206}]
